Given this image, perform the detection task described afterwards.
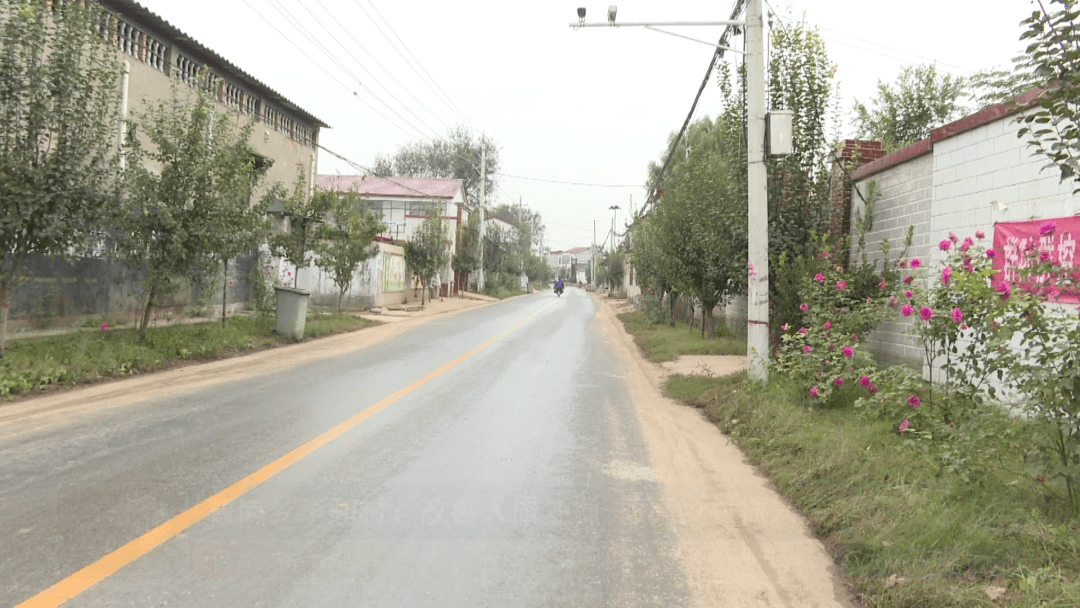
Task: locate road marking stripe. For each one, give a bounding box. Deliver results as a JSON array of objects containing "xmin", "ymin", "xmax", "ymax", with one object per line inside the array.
[{"xmin": 18, "ymin": 300, "xmax": 554, "ymax": 608}]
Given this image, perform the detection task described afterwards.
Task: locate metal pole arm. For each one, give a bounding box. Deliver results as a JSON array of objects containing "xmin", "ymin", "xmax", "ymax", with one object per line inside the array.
[
  {"xmin": 570, "ymin": 20, "xmax": 744, "ymax": 28},
  {"xmin": 642, "ymin": 26, "xmax": 744, "ymax": 54}
]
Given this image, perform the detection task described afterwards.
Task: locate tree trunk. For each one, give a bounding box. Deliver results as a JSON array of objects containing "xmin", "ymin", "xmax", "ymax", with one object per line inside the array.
[
  {"xmin": 221, "ymin": 258, "xmax": 228, "ymax": 325},
  {"xmin": 0, "ymin": 288, "xmax": 9, "ymax": 359},
  {"xmin": 338, "ymin": 288, "xmax": 345, "ymax": 313},
  {"xmin": 140, "ymin": 285, "xmax": 156, "ymax": 340}
]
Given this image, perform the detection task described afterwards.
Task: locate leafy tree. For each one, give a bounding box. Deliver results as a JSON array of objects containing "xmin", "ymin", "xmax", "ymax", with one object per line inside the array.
[
  {"xmin": 853, "ymin": 63, "xmax": 968, "ymax": 151},
  {"xmin": 0, "ymin": 0, "xmax": 120, "ymax": 356},
  {"xmin": 452, "ymin": 212, "xmax": 480, "ymax": 285},
  {"xmin": 313, "ymin": 192, "xmax": 385, "ymax": 311},
  {"xmin": 1018, "ymin": 0, "xmax": 1080, "ymax": 188},
  {"xmin": 403, "ymin": 207, "xmax": 448, "ymax": 305},
  {"xmin": 967, "ymin": 55, "xmax": 1043, "ymax": 110},
  {"xmin": 266, "ymin": 169, "xmax": 333, "ymax": 289},
  {"xmin": 606, "ymin": 249, "xmax": 626, "ymax": 293},
  {"xmin": 113, "ymin": 83, "xmax": 261, "ymax": 338},
  {"xmin": 373, "ymin": 125, "xmax": 499, "ymax": 201}
]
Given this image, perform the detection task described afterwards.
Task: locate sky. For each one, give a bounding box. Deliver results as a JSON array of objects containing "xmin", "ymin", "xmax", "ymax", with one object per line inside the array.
[{"xmin": 138, "ymin": 0, "xmax": 1034, "ymax": 253}]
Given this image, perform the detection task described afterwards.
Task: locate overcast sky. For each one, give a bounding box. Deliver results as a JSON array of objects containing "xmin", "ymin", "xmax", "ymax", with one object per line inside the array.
[{"xmin": 139, "ymin": 0, "xmax": 1033, "ymax": 252}]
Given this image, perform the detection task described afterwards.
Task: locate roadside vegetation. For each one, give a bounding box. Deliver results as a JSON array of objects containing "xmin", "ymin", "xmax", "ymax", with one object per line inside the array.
[
  {"xmin": 620, "ymin": 311, "xmax": 1080, "ymax": 607},
  {"xmin": 0, "ymin": 313, "xmax": 378, "ymax": 400},
  {"xmin": 619, "ymin": 310, "xmax": 743, "ymax": 362}
]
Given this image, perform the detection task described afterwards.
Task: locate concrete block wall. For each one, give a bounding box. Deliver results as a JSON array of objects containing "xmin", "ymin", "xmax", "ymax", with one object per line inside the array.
[{"xmin": 852, "ymin": 153, "xmax": 933, "ymax": 368}]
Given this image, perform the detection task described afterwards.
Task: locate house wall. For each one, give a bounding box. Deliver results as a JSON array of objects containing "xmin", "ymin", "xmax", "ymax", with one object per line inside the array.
[{"xmin": 306, "ymin": 242, "xmax": 410, "ymax": 310}]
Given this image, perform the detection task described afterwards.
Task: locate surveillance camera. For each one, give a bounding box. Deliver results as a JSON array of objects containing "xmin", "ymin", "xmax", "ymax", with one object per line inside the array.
[
  {"xmin": 577, "ymin": 7, "xmax": 586, "ymax": 19},
  {"xmin": 607, "ymin": 5, "xmax": 617, "ymax": 23}
]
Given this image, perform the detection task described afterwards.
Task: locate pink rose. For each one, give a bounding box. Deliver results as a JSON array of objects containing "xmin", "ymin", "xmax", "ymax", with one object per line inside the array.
[
  {"xmin": 824, "ymin": 320, "xmax": 832, "ymax": 330},
  {"xmin": 800, "ymin": 303, "xmax": 809, "ymax": 312},
  {"xmin": 1039, "ymin": 221, "xmax": 1057, "ymax": 236},
  {"xmin": 904, "ymin": 290, "xmax": 913, "ymax": 299},
  {"xmin": 901, "ymin": 304, "xmax": 914, "ymax": 317},
  {"xmin": 949, "ymin": 231, "xmax": 959, "ymax": 243},
  {"xmin": 951, "ymin": 307, "xmax": 963, "ymax": 323},
  {"xmin": 908, "ymin": 395, "xmax": 921, "ymax": 408},
  {"xmin": 803, "ymin": 345, "xmax": 812, "ymax": 354},
  {"xmin": 834, "ymin": 377, "xmax": 844, "ymax": 387},
  {"xmin": 842, "ymin": 346, "xmax": 854, "ymax": 358},
  {"xmin": 899, "ymin": 420, "xmax": 910, "ymax": 433},
  {"xmin": 986, "ymin": 249, "xmax": 997, "ymax": 259},
  {"xmin": 859, "ymin": 376, "xmax": 871, "ymax": 387},
  {"xmin": 941, "ymin": 266, "xmax": 952, "ymax": 286},
  {"xmin": 814, "ymin": 273, "xmax": 825, "ymax": 282},
  {"xmin": 810, "ymin": 386, "xmax": 820, "ymax": 397},
  {"xmin": 836, "ymin": 280, "xmax": 847, "ymax": 290},
  {"xmin": 940, "ymin": 240, "xmax": 952, "ymax": 251},
  {"xmin": 975, "ymin": 230, "xmax": 985, "ymax": 239},
  {"xmin": 919, "ymin": 306, "xmax": 934, "ymax": 321},
  {"xmin": 910, "ymin": 258, "xmax": 922, "ymax": 269}
]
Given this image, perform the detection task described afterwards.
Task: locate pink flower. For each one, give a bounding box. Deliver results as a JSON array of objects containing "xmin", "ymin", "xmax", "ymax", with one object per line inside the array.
[
  {"xmin": 899, "ymin": 420, "xmax": 910, "ymax": 433},
  {"xmin": 1040, "ymin": 252, "xmax": 1051, "ymax": 261},
  {"xmin": 898, "ymin": 260, "xmax": 908, "ymax": 269},
  {"xmin": 851, "ymin": 334, "xmax": 859, "ymax": 342},
  {"xmin": 908, "ymin": 395, "xmax": 921, "ymax": 408},
  {"xmin": 810, "ymin": 386, "xmax": 820, "ymax": 397},
  {"xmin": 229, "ymin": 280, "xmax": 234, "ymax": 286},
  {"xmin": 889, "ymin": 295, "xmax": 898, "ymax": 307},
  {"xmin": 824, "ymin": 320, "xmax": 832, "ymax": 330},
  {"xmin": 814, "ymin": 273, "xmax": 825, "ymax": 282},
  {"xmin": 910, "ymin": 258, "xmax": 922, "ymax": 269},
  {"xmin": 960, "ymin": 237, "xmax": 974, "ymax": 252},
  {"xmin": 822, "ymin": 251, "xmax": 830, "ymax": 258},
  {"xmin": 101, "ymin": 322, "xmax": 109, "ymax": 331},
  {"xmin": 961, "ymin": 324, "xmax": 969, "ymax": 330},
  {"xmin": 976, "ymin": 230, "xmax": 986, "ymax": 239},
  {"xmin": 878, "ymin": 278, "xmax": 887, "ymax": 290},
  {"xmin": 904, "ymin": 290, "xmax": 913, "ymax": 299},
  {"xmin": 941, "ymin": 266, "xmax": 952, "ymax": 286},
  {"xmin": 799, "ymin": 327, "xmax": 808, "ymax": 334},
  {"xmin": 868, "ymin": 384, "xmax": 879, "ymax": 395},
  {"xmin": 834, "ymin": 377, "xmax": 844, "ymax": 387},
  {"xmin": 781, "ymin": 324, "xmax": 790, "ymax": 331},
  {"xmin": 1024, "ymin": 239, "xmax": 1035, "ymax": 252},
  {"xmin": 803, "ymin": 345, "xmax": 812, "ymax": 354},
  {"xmin": 940, "ymin": 240, "xmax": 952, "ymax": 251},
  {"xmin": 1039, "ymin": 221, "xmax": 1057, "ymax": 236},
  {"xmin": 288, "ymin": 271, "xmax": 293, "ymax": 276},
  {"xmin": 836, "ymin": 280, "xmax": 847, "ymax": 290},
  {"xmin": 903, "ymin": 275, "xmax": 914, "ymax": 284},
  {"xmin": 949, "ymin": 231, "xmax": 959, "ymax": 243},
  {"xmin": 997, "ymin": 281, "xmax": 1011, "ymax": 301},
  {"xmin": 859, "ymin": 376, "xmax": 871, "ymax": 387},
  {"xmin": 866, "ymin": 297, "xmax": 874, "ymax": 304},
  {"xmin": 842, "ymin": 346, "xmax": 854, "ymax": 358},
  {"xmin": 986, "ymin": 249, "xmax": 997, "ymax": 259},
  {"xmin": 919, "ymin": 306, "xmax": 934, "ymax": 321},
  {"xmin": 800, "ymin": 303, "xmax": 809, "ymax": 312},
  {"xmin": 901, "ymin": 304, "xmax": 914, "ymax": 317},
  {"xmin": 951, "ymin": 307, "xmax": 963, "ymax": 323}
]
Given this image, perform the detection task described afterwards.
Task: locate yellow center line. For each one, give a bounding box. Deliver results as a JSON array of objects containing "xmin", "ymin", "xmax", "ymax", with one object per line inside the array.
[{"xmin": 18, "ymin": 300, "xmax": 555, "ymax": 608}]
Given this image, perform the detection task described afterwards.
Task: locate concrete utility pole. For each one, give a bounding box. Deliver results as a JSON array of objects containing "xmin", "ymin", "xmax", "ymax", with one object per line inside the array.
[
  {"xmin": 746, "ymin": 0, "xmax": 769, "ymax": 382},
  {"xmin": 477, "ymin": 149, "xmax": 486, "ymax": 292},
  {"xmin": 592, "ymin": 220, "xmax": 597, "ymax": 288},
  {"xmin": 609, "ymin": 205, "xmax": 620, "ymax": 253}
]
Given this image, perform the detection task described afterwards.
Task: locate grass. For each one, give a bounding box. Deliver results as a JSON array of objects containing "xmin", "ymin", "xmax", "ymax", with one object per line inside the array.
[
  {"xmin": 482, "ymin": 285, "xmax": 524, "ymax": 299},
  {"xmin": 0, "ymin": 312, "xmax": 380, "ymax": 400},
  {"xmin": 622, "ymin": 315, "xmax": 1080, "ymax": 607},
  {"xmin": 618, "ymin": 310, "xmax": 745, "ymax": 362}
]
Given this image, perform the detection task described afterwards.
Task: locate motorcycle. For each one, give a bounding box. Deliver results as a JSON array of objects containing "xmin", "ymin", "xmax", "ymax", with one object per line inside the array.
[{"xmin": 554, "ymin": 283, "xmax": 564, "ymax": 297}]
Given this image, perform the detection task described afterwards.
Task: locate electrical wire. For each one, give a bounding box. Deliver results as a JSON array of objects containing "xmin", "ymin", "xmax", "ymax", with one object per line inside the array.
[
  {"xmin": 494, "ymin": 172, "xmax": 642, "ymax": 188},
  {"xmin": 358, "ymin": 0, "xmax": 476, "ymax": 130},
  {"xmin": 237, "ymin": 0, "xmax": 421, "ymax": 140}
]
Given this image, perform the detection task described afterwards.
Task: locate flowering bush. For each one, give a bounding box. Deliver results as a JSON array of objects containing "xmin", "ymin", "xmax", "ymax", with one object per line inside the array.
[
  {"xmin": 855, "ymin": 226, "xmax": 1080, "ymax": 507},
  {"xmin": 774, "ymin": 235, "xmax": 908, "ymax": 406}
]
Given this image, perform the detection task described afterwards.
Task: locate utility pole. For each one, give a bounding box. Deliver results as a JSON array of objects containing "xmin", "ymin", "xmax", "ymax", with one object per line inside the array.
[
  {"xmin": 477, "ymin": 149, "xmax": 486, "ymax": 292},
  {"xmin": 609, "ymin": 205, "xmax": 620, "ymax": 253},
  {"xmin": 592, "ymin": 220, "xmax": 597, "ymax": 289},
  {"xmin": 746, "ymin": 0, "xmax": 769, "ymax": 382}
]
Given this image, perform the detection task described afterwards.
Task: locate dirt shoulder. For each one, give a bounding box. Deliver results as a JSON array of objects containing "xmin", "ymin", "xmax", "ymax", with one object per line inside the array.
[{"xmin": 596, "ymin": 297, "xmax": 857, "ymax": 608}]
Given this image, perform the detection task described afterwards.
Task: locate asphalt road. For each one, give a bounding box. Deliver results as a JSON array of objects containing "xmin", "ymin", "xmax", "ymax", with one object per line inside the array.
[{"xmin": 1, "ymin": 289, "xmax": 695, "ymax": 607}]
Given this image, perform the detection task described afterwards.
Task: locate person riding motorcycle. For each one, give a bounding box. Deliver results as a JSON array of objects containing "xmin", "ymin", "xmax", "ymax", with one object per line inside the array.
[{"xmin": 555, "ymin": 278, "xmax": 564, "ymax": 296}]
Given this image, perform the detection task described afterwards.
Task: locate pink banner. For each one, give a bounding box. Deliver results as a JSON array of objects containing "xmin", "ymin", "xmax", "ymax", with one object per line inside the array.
[{"xmin": 993, "ymin": 216, "xmax": 1080, "ymax": 303}]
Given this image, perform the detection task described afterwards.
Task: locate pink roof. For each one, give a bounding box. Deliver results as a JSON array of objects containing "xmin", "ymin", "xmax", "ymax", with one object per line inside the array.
[{"xmin": 315, "ymin": 174, "xmax": 464, "ymax": 200}]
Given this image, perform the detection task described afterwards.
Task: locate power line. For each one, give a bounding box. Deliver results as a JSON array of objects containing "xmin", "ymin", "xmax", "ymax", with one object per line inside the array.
[
  {"xmin": 267, "ymin": 0, "xmax": 438, "ymax": 141},
  {"xmin": 494, "ymin": 172, "xmax": 642, "ymax": 188},
  {"xmin": 359, "ymin": 0, "xmax": 476, "ymax": 130},
  {"xmin": 300, "ymin": 0, "xmax": 448, "ymax": 137},
  {"xmin": 237, "ymin": 0, "xmax": 422, "ymax": 140}
]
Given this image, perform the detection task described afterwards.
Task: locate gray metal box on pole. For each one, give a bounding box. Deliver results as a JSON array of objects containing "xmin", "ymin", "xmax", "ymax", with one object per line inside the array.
[{"xmin": 766, "ymin": 110, "xmax": 793, "ymax": 157}]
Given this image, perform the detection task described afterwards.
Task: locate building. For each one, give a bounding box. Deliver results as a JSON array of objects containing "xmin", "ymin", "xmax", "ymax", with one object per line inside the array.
[
  {"xmin": 315, "ymin": 174, "xmax": 470, "ymax": 297},
  {"xmin": 10, "ymin": 0, "xmax": 328, "ymax": 331}
]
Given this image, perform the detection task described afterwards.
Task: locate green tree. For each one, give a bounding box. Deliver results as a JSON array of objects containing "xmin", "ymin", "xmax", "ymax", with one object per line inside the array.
[
  {"xmin": 853, "ymin": 63, "xmax": 968, "ymax": 151},
  {"xmin": 266, "ymin": 169, "xmax": 333, "ymax": 289},
  {"xmin": 113, "ymin": 83, "xmax": 261, "ymax": 338},
  {"xmin": 1018, "ymin": 0, "xmax": 1080, "ymax": 188},
  {"xmin": 403, "ymin": 207, "xmax": 448, "ymax": 305},
  {"xmin": 0, "ymin": 0, "xmax": 120, "ymax": 356},
  {"xmin": 967, "ymin": 55, "xmax": 1042, "ymax": 110},
  {"xmin": 373, "ymin": 125, "xmax": 499, "ymax": 201},
  {"xmin": 452, "ymin": 212, "xmax": 480, "ymax": 286},
  {"xmin": 314, "ymin": 192, "xmax": 386, "ymax": 312}
]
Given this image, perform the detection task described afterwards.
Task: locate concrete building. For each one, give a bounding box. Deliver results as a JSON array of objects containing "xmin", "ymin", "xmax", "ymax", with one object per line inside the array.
[
  {"xmin": 315, "ymin": 175, "xmax": 470, "ymax": 298},
  {"xmin": 10, "ymin": 0, "xmax": 328, "ymax": 331}
]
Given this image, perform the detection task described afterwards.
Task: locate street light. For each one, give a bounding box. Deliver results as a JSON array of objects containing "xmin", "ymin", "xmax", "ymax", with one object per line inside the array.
[{"xmin": 572, "ymin": 3, "xmax": 771, "ymax": 383}]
